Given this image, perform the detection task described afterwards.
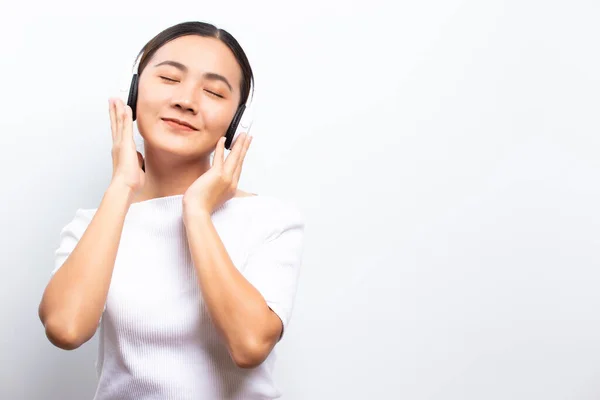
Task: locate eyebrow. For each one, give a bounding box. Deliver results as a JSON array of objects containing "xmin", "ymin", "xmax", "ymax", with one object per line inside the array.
[{"xmin": 153, "ymin": 60, "xmax": 234, "ymax": 92}]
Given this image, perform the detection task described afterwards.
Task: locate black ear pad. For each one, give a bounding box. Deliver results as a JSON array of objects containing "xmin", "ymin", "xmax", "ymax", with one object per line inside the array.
[
  {"xmin": 127, "ymin": 74, "xmax": 139, "ymax": 121},
  {"xmin": 224, "ymin": 104, "xmax": 246, "ymax": 150}
]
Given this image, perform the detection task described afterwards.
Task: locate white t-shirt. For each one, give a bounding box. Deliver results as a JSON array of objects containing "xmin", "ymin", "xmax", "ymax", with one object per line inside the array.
[{"xmin": 51, "ymin": 194, "xmax": 305, "ymax": 400}]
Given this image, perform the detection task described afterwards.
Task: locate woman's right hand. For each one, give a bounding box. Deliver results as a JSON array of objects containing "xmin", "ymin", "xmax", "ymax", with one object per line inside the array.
[{"xmin": 108, "ymin": 98, "xmax": 145, "ymax": 193}]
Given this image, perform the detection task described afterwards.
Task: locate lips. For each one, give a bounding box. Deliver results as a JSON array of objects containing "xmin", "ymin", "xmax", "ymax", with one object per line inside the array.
[{"xmin": 161, "ymin": 118, "xmax": 198, "ymax": 131}]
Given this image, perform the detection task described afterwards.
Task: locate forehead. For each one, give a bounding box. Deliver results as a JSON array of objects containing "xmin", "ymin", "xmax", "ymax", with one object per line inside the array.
[{"xmin": 150, "ymin": 35, "xmax": 242, "ymax": 85}]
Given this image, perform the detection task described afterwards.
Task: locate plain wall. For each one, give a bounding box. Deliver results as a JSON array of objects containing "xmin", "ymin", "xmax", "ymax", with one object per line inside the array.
[{"xmin": 2, "ymin": 0, "xmax": 600, "ymax": 398}]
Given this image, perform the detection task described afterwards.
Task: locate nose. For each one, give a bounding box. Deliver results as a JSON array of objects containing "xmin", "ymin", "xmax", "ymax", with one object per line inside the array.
[{"xmin": 170, "ymin": 84, "xmax": 199, "ymax": 115}]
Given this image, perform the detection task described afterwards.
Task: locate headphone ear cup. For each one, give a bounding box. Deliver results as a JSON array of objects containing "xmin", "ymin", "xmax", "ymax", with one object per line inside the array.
[
  {"xmin": 224, "ymin": 104, "xmax": 246, "ymax": 150},
  {"xmin": 127, "ymin": 74, "xmax": 139, "ymax": 121}
]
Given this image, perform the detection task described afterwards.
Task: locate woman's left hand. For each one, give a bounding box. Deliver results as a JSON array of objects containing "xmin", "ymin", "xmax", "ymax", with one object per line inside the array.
[{"xmin": 182, "ymin": 133, "xmax": 252, "ymax": 218}]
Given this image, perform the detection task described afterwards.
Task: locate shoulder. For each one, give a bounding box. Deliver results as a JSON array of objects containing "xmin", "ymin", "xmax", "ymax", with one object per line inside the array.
[
  {"xmin": 73, "ymin": 207, "xmax": 97, "ymax": 224},
  {"xmin": 237, "ymin": 193, "xmax": 303, "ymax": 222},
  {"xmin": 225, "ymin": 192, "xmax": 305, "ymax": 239},
  {"xmin": 59, "ymin": 208, "xmax": 97, "ymax": 239},
  {"xmin": 253, "ymin": 196, "xmax": 304, "ymax": 245},
  {"xmin": 234, "ymin": 189, "xmax": 256, "ymax": 198}
]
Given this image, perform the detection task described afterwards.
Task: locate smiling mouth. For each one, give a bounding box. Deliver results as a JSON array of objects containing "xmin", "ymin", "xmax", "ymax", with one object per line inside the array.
[{"xmin": 161, "ymin": 118, "xmax": 198, "ymax": 131}]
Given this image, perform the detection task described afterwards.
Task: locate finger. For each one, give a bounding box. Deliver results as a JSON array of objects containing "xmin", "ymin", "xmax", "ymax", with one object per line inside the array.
[
  {"xmin": 232, "ymin": 135, "xmax": 252, "ymax": 181},
  {"xmin": 115, "ymin": 99, "xmax": 123, "ymax": 142},
  {"xmin": 109, "ymin": 98, "xmax": 117, "ymax": 141},
  {"xmin": 232, "ymin": 135, "xmax": 252, "ymax": 183},
  {"xmin": 123, "ymin": 105, "xmax": 133, "ymax": 141},
  {"xmin": 224, "ymin": 133, "xmax": 248, "ymax": 174},
  {"xmin": 213, "ymin": 136, "xmax": 226, "ymax": 168}
]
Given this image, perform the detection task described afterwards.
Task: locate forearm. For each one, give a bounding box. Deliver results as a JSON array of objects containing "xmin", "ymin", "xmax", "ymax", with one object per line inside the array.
[
  {"xmin": 39, "ymin": 181, "xmax": 134, "ymax": 349},
  {"xmin": 184, "ymin": 211, "xmax": 276, "ymax": 366}
]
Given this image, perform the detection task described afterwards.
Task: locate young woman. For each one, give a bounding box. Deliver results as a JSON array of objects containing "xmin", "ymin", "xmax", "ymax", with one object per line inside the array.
[{"xmin": 39, "ymin": 21, "xmax": 305, "ymax": 399}]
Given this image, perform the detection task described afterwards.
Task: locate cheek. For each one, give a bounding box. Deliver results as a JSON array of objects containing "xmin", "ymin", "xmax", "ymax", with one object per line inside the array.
[
  {"xmin": 202, "ymin": 105, "xmax": 236, "ymax": 134},
  {"xmin": 135, "ymin": 83, "xmax": 171, "ymax": 134},
  {"xmin": 138, "ymin": 83, "xmax": 168, "ymax": 111}
]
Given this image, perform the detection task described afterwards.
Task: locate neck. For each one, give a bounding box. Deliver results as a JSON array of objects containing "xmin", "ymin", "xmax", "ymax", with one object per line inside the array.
[{"xmin": 133, "ymin": 151, "xmax": 212, "ymax": 203}]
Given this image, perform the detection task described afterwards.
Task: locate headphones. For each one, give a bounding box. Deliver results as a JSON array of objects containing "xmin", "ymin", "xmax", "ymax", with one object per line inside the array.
[{"xmin": 125, "ymin": 67, "xmax": 253, "ymax": 151}]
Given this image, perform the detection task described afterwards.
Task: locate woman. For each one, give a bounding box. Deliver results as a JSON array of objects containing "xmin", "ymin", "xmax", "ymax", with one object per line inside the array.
[{"xmin": 38, "ymin": 21, "xmax": 305, "ymax": 399}]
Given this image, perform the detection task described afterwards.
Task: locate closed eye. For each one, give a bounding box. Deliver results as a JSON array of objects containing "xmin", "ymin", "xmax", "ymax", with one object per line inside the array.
[
  {"xmin": 160, "ymin": 76, "xmax": 224, "ymax": 98},
  {"xmin": 205, "ymin": 90, "xmax": 224, "ymax": 99},
  {"xmin": 159, "ymin": 76, "xmax": 178, "ymax": 83}
]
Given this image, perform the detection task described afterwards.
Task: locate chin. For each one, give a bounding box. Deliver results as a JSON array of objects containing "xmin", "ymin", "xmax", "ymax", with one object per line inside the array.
[{"xmin": 141, "ymin": 125, "xmax": 214, "ymax": 159}]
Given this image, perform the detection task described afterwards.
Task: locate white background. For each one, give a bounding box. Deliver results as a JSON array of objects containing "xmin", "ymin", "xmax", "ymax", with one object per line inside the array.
[{"xmin": 2, "ymin": 0, "xmax": 600, "ymax": 399}]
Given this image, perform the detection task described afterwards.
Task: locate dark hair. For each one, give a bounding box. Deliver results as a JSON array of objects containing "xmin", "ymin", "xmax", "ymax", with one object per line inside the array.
[{"xmin": 133, "ymin": 21, "xmax": 254, "ymax": 105}]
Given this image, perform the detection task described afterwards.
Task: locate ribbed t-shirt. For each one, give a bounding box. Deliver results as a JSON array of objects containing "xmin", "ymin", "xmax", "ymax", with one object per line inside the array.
[{"xmin": 51, "ymin": 194, "xmax": 305, "ymax": 399}]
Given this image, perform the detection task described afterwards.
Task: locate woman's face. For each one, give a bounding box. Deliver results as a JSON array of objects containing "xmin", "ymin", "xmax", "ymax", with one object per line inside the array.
[{"xmin": 135, "ymin": 35, "xmax": 243, "ymax": 159}]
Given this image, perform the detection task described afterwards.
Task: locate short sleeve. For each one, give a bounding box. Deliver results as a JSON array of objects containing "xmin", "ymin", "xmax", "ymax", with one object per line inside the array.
[
  {"xmin": 242, "ymin": 204, "xmax": 305, "ymax": 339},
  {"xmin": 52, "ymin": 209, "xmax": 94, "ymax": 277}
]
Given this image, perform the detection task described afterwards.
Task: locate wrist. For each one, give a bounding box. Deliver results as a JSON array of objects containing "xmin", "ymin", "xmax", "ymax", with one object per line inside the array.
[
  {"xmin": 182, "ymin": 204, "xmax": 212, "ymax": 222},
  {"xmin": 107, "ymin": 180, "xmax": 135, "ymax": 204}
]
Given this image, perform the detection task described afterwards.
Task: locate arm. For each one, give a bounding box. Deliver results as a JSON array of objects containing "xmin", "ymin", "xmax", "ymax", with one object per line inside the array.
[
  {"xmin": 184, "ymin": 210, "xmax": 282, "ymax": 369},
  {"xmin": 38, "ymin": 182, "xmax": 134, "ymax": 350},
  {"xmin": 40, "ymin": 98, "xmax": 142, "ymax": 350}
]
